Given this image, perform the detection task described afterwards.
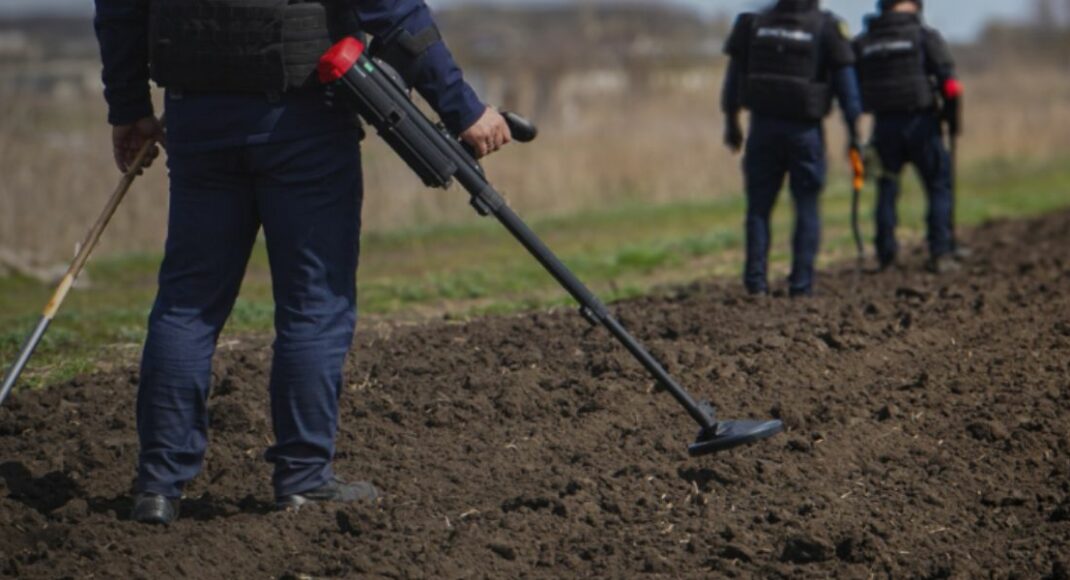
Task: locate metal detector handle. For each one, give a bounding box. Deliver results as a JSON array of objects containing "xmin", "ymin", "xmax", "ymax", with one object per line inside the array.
[
  {"xmin": 457, "ymin": 111, "xmax": 538, "ymax": 161},
  {"xmin": 367, "ymin": 55, "xmax": 538, "ymax": 148},
  {"xmin": 502, "ymin": 112, "xmax": 538, "ymax": 143}
]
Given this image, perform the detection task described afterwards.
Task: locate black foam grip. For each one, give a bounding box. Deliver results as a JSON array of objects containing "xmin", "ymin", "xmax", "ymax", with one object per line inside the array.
[{"xmin": 502, "ymin": 111, "xmax": 538, "ymax": 143}]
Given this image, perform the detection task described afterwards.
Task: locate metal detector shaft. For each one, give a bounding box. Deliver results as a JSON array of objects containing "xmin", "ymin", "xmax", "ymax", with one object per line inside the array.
[
  {"xmin": 319, "ymin": 39, "xmax": 719, "ymax": 431},
  {"xmin": 456, "ymin": 165, "xmax": 717, "ymax": 430},
  {"xmin": 0, "ymin": 126, "xmax": 161, "ymax": 406}
]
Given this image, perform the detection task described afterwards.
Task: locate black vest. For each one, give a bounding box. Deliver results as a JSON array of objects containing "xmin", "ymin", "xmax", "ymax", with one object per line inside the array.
[
  {"xmin": 856, "ymin": 16, "xmax": 936, "ymax": 113},
  {"xmin": 744, "ymin": 9, "xmax": 832, "ymax": 121},
  {"xmin": 149, "ymin": 0, "xmax": 358, "ymax": 93}
]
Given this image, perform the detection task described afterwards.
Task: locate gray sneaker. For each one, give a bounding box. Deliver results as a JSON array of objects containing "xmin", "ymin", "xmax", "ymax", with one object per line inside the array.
[
  {"xmin": 928, "ymin": 255, "xmax": 962, "ymax": 274},
  {"xmin": 953, "ymin": 245, "xmax": 974, "ymax": 260},
  {"xmin": 276, "ymin": 477, "xmax": 380, "ymax": 510}
]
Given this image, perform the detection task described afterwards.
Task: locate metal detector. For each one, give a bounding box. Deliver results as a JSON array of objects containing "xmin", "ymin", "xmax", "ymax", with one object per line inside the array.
[{"xmin": 318, "ymin": 38, "xmax": 783, "ymax": 456}]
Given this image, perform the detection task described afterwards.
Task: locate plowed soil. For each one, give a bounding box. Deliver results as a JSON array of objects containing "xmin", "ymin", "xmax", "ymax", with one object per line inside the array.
[{"xmin": 2, "ymin": 210, "xmax": 1070, "ymax": 579}]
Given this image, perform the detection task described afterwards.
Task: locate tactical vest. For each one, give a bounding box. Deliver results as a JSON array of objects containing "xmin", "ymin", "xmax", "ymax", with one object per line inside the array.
[
  {"xmin": 856, "ymin": 20, "xmax": 936, "ymax": 113},
  {"xmin": 149, "ymin": 0, "xmax": 358, "ymax": 93},
  {"xmin": 744, "ymin": 10, "xmax": 832, "ymax": 121}
]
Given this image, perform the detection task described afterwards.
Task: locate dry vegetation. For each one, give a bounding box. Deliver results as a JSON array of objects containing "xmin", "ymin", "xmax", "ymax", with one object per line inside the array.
[{"xmin": 2, "ymin": 3, "xmax": 1070, "ymax": 265}]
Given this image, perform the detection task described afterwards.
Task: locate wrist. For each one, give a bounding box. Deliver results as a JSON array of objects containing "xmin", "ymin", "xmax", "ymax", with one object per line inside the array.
[
  {"xmin": 107, "ymin": 99, "xmax": 155, "ymax": 127},
  {"xmin": 451, "ymin": 97, "xmax": 487, "ymax": 136}
]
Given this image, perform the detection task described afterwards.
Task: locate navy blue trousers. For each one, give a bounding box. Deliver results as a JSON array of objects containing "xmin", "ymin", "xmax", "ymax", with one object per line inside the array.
[
  {"xmin": 136, "ymin": 129, "xmax": 364, "ymax": 499},
  {"xmin": 743, "ymin": 116, "xmax": 826, "ymax": 296},
  {"xmin": 873, "ymin": 112, "xmax": 953, "ymax": 263}
]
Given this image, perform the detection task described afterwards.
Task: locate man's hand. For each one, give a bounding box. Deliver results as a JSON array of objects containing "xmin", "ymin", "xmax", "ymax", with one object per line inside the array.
[
  {"xmin": 724, "ymin": 114, "xmax": 744, "ymax": 153},
  {"xmin": 847, "ymin": 124, "xmax": 863, "ymax": 158},
  {"xmin": 460, "ymin": 107, "xmax": 511, "ymax": 159},
  {"xmin": 112, "ymin": 116, "xmax": 165, "ymax": 174}
]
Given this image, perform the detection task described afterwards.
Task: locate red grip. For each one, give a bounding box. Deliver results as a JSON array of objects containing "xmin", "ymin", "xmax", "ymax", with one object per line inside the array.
[
  {"xmin": 318, "ymin": 37, "xmax": 367, "ymax": 84},
  {"xmin": 943, "ymin": 78, "xmax": 964, "ymax": 100}
]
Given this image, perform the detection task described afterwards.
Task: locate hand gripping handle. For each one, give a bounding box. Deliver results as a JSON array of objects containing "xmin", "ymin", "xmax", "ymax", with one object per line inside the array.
[{"xmin": 502, "ymin": 111, "xmax": 538, "ymax": 143}]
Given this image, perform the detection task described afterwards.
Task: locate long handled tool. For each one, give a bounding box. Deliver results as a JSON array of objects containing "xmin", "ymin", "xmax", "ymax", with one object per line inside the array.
[
  {"xmin": 943, "ymin": 84, "xmax": 966, "ymax": 257},
  {"xmin": 319, "ymin": 38, "xmax": 783, "ymax": 456},
  {"xmin": 849, "ymin": 147, "xmax": 866, "ymax": 275},
  {"xmin": 0, "ymin": 123, "xmax": 162, "ymax": 406},
  {"xmin": 948, "ymin": 132, "xmax": 960, "ymax": 251}
]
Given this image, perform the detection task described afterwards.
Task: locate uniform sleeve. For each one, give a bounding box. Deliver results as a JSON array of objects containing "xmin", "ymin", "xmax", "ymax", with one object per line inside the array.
[
  {"xmin": 351, "ymin": 0, "xmax": 485, "ymax": 134},
  {"xmin": 821, "ymin": 14, "xmax": 856, "ymax": 68},
  {"xmin": 850, "ymin": 37, "xmax": 862, "ymax": 69},
  {"xmin": 833, "ymin": 66, "xmax": 862, "ymax": 127},
  {"xmin": 93, "ymin": 0, "xmax": 154, "ymax": 126},
  {"xmin": 721, "ymin": 59, "xmax": 744, "ymax": 115},
  {"xmin": 922, "ymin": 27, "xmax": 956, "ymax": 83},
  {"xmin": 723, "ymin": 14, "xmax": 753, "ymax": 60}
]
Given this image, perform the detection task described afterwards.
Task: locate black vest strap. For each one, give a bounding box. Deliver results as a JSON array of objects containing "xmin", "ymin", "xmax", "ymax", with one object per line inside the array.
[{"xmin": 368, "ymin": 24, "xmax": 443, "ymax": 88}]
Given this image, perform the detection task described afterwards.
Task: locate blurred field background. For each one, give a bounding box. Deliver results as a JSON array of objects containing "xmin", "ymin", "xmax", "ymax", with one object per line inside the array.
[{"xmin": 2, "ymin": 0, "xmax": 1070, "ymax": 386}]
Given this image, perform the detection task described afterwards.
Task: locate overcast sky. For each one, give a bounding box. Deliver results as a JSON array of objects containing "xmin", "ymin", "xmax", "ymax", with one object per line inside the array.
[{"xmin": 0, "ymin": 0, "xmax": 1036, "ymax": 41}]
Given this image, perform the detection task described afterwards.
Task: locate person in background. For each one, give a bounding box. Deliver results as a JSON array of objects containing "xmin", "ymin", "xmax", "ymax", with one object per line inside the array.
[
  {"xmin": 94, "ymin": 0, "xmax": 510, "ymax": 525},
  {"xmin": 854, "ymin": 0, "xmax": 964, "ymax": 273},
  {"xmin": 722, "ymin": 0, "xmax": 862, "ymax": 297}
]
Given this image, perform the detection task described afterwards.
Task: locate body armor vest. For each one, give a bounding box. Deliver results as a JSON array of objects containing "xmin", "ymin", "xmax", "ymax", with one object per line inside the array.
[
  {"xmin": 744, "ymin": 9, "xmax": 832, "ymax": 121},
  {"xmin": 149, "ymin": 0, "xmax": 358, "ymax": 93},
  {"xmin": 856, "ymin": 18, "xmax": 935, "ymax": 113}
]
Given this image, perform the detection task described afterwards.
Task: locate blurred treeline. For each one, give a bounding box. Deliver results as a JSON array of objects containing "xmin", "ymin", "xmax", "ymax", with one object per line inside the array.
[
  {"xmin": 1, "ymin": 1, "xmax": 1069, "ymax": 271},
  {"xmin": 957, "ymin": 0, "xmax": 1070, "ymax": 68}
]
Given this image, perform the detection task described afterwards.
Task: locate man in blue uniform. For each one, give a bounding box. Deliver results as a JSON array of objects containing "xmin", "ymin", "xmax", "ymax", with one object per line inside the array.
[
  {"xmin": 854, "ymin": 0, "xmax": 963, "ymax": 273},
  {"xmin": 94, "ymin": 0, "xmax": 510, "ymax": 525},
  {"xmin": 722, "ymin": 0, "xmax": 862, "ymax": 297}
]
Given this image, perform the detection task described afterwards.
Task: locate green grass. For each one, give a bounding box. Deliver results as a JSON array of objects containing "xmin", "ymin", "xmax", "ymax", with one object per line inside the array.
[{"xmin": 3, "ymin": 155, "xmax": 1070, "ymax": 389}]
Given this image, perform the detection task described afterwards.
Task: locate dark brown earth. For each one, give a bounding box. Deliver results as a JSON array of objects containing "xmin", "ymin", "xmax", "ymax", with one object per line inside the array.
[{"xmin": 2, "ymin": 210, "xmax": 1070, "ymax": 579}]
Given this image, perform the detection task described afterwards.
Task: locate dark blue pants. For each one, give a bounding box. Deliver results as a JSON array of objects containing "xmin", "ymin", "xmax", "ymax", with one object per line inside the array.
[
  {"xmin": 743, "ymin": 116, "xmax": 826, "ymax": 296},
  {"xmin": 873, "ymin": 112, "xmax": 953, "ymax": 263},
  {"xmin": 136, "ymin": 129, "xmax": 364, "ymax": 499}
]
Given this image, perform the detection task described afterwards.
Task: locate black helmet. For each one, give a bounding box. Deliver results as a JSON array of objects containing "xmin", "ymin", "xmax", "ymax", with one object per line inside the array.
[
  {"xmin": 878, "ymin": 0, "xmax": 922, "ymax": 12},
  {"xmin": 777, "ymin": 0, "xmax": 821, "ymax": 11}
]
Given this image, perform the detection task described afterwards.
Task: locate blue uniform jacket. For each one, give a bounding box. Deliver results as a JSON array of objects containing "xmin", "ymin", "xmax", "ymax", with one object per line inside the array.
[{"xmin": 94, "ymin": 0, "xmax": 486, "ymax": 152}]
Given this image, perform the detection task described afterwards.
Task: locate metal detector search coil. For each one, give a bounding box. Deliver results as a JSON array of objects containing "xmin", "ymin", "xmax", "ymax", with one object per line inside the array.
[{"xmin": 317, "ymin": 37, "xmax": 783, "ymax": 456}]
